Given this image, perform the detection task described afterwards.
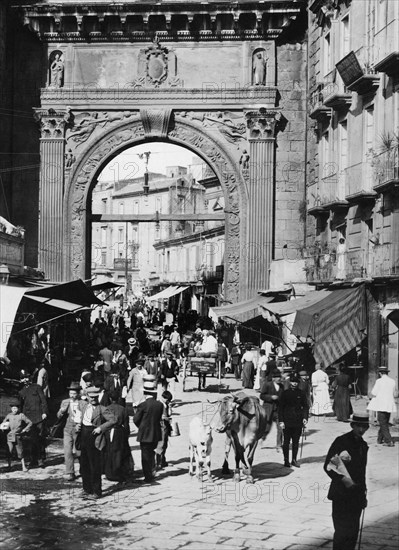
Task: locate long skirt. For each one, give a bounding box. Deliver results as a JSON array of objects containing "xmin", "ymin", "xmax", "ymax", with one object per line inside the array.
[
  {"xmin": 242, "ymin": 361, "xmax": 255, "ymax": 389},
  {"xmin": 333, "ymin": 387, "xmax": 353, "ymax": 421},
  {"xmin": 104, "ymin": 426, "xmax": 134, "ymax": 482}
]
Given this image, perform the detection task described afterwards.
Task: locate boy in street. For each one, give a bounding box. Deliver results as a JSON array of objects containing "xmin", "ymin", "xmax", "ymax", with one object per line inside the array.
[{"xmin": 0, "ymin": 399, "xmax": 32, "ymax": 471}]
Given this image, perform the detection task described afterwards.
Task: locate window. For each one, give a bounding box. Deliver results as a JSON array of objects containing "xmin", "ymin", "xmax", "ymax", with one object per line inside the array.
[
  {"xmin": 119, "ymin": 202, "xmax": 124, "ymax": 215},
  {"xmin": 324, "ymin": 32, "xmax": 331, "ymax": 75},
  {"xmin": 321, "ymin": 130, "xmax": 330, "ymax": 175},
  {"xmin": 118, "ymin": 227, "xmax": 124, "ymax": 242},
  {"xmin": 101, "ymin": 251, "xmax": 107, "ymax": 266},
  {"xmin": 101, "ymin": 198, "xmax": 107, "ymax": 214},
  {"xmin": 134, "ymin": 201, "xmax": 139, "ymax": 215},
  {"xmin": 341, "ymin": 15, "xmax": 350, "ymax": 59},
  {"xmin": 156, "ymin": 198, "xmax": 162, "ymax": 213},
  {"xmin": 101, "ymin": 227, "xmax": 107, "ymax": 247}
]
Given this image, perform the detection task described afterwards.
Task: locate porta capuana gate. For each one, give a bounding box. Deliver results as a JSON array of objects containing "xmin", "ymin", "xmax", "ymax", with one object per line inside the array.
[{"xmin": 24, "ymin": 1, "xmax": 307, "ymax": 304}]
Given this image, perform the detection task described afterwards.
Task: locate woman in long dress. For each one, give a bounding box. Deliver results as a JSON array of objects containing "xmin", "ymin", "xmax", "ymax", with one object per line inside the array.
[
  {"xmin": 104, "ymin": 391, "xmax": 134, "ymax": 482},
  {"xmin": 241, "ymin": 345, "xmax": 255, "ymax": 389},
  {"xmin": 311, "ymin": 363, "xmax": 333, "ymax": 415},
  {"xmin": 332, "ymin": 363, "xmax": 353, "ymax": 421}
]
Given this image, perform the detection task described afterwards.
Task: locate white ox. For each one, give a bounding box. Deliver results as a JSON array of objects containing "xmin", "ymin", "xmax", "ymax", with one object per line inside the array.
[{"xmin": 188, "ymin": 417, "xmax": 213, "ymax": 481}]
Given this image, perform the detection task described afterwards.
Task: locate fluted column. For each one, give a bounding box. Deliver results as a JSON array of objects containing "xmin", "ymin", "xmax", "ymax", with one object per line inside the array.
[
  {"xmin": 244, "ymin": 108, "xmax": 279, "ymax": 297},
  {"xmin": 34, "ymin": 109, "xmax": 70, "ymax": 281}
]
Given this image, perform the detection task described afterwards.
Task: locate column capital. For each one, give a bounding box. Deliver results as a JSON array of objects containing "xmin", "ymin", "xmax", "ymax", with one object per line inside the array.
[
  {"xmin": 33, "ymin": 107, "xmax": 71, "ymax": 139},
  {"xmin": 244, "ymin": 108, "xmax": 281, "ymax": 141}
]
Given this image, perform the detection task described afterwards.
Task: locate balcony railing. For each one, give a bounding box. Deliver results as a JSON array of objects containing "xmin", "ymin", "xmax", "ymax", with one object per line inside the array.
[
  {"xmin": 305, "ymin": 243, "xmax": 398, "ymax": 282},
  {"xmin": 373, "ymin": 148, "xmax": 399, "ymax": 190},
  {"xmin": 0, "ymin": 232, "xmax": 25, "ymax": 275},
  {"xmin": 345, "ymin": 162, "xmax": 377, "ymax": 201},
  {"xmin": 318, "ymin": 173, "xmax": 347, "ymax": 206},
  {"xmin": 114, "ymin": 258, "xmax": 138, "ymax": 270}
]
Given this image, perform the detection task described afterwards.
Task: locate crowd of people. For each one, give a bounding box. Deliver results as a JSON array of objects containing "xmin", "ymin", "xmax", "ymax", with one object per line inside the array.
[{"xmin": 0, "ymin": 305, "xmax": 397, "ymax": 548}]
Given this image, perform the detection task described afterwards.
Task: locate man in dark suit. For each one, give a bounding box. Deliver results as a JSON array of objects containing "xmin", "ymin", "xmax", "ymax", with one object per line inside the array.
[
  {"xmin": 324, "ymin": 414, "xmax": 369, "ymax": 550},
  {"xmin": 133, "ymin": 374, "xmax": 163, "ymax": 483},
  {"xmin": 159, "ymin": 352, "xmax": 178, "ymax": 391},
  {"xmin": 77, "ymin": 387, "xmax": 116, "ymax": 500},
  {"xmin": 104, "ymin": 366, "xmax": 123, "ymax": 403},
  {"xmin": 279, "ymin": 373, "xmax": 309, "ymax": 468},
  {"xmin": 260, "ymin": 368, "xmax": 283, "ymax": 451},
  {"xmin": 19, "ymin": 371, "xmax": 49, "ymax": 468}
]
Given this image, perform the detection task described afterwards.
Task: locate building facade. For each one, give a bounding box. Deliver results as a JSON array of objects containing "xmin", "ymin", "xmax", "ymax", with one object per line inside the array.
[{"xmin": 306, "ymin": 0, "xmax": 399, "ymax": 390}]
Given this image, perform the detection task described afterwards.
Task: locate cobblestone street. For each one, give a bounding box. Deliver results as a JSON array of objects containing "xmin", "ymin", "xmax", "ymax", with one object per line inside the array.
[{"xmin": 1, "ymin": 376, "xmax": 398, "ymax": 550}]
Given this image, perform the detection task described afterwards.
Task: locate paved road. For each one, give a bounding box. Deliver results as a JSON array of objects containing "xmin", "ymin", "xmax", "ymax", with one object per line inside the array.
[{"xmin": 1, "ymin": 375, "xmax": 398, "ymax": 550}]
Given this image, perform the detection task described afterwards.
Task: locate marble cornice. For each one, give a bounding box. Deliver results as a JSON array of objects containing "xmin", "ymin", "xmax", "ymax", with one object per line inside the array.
[
  {"xmin": 15, "ymin": 1, "xmax": 306, "ymax": 42},
  {"xmin": 40, "ymin": 86, "xmax": 278, "ymax": 110}
]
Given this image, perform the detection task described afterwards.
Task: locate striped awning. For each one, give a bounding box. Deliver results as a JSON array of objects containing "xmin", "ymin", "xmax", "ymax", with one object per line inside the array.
[
  {"xmin": 292, "ymin": 285, "xmax": 367, "ymax": 367},
  {"xmin": 210, "ymin": 296, "xmax": 274, "ymax": 322}
]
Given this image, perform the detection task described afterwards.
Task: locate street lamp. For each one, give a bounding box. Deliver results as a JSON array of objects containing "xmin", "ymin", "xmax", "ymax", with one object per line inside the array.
[
  {"xmin": 138, "ymin": 151, "xmax": 151, "ymax": 195},
  {"xmin": 0, "ymin": 264, "xmax": 10, "ymax": 285}
]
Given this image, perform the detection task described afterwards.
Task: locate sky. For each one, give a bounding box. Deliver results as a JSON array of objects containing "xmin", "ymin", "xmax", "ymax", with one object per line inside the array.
[{"xmin": 98, "ymin": 142, "xmax": 208, "ymax": 183}]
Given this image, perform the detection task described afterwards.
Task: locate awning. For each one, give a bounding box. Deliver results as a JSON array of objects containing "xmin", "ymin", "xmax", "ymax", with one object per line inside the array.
[
  {"xmin": 148, "ymin": 285, "xmax": 189, "ymax": 301},
  {"xmin": 292, "ymin": 285, "xmax": 367, "ymax": 367},
  {"xmin": 0, "ymin": 286, "xmax": 28, "ymax": 357},
  {"xmin": 259, "ymin": 290, "xmax": 333, "ymax": 318},
  {"xmin": 25, "ymin": 279, "xmax": 106, "ymax": 307},
  {"xmin": 381, "ymin": 303, "xmax": 399, "ymax": 328},
  {"xmin": 25, "ymin": 295, "xmax": 90, "ymax": 312},
  {"xmin": 1, "ymin": 280, "xmax": 106, "ymax": 358},
  {"xmin": 210, "ymin": 296, "xmax": 274, "ymax": 322}
]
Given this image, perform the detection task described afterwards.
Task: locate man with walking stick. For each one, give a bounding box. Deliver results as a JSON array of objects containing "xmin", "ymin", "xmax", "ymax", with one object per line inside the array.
[{"xmin": 324, "ymin": 413, "xmax": 369, "ymax": 550}]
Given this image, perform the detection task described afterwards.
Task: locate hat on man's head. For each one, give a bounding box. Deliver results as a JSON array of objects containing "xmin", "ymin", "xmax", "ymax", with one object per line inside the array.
[
  {"xmin": 350, "ymin": 413, "xmax": 370, "ymax": 425},
  {"xmin": 136, "ymin": 354, "xmax": 146, "ymax": 365},
  {"xmin": 128, "ymin": 338, "xmax": 137, "ymax": 345},
  {"xmin": 271, "ymin": 369, "xmax": 281, "ymax": 378},
  {"xmin": 283, "ymin": 365, "xmax": 293, "ymax": 372},
  {"xmin": 86, "ymin": 387, "xmax": 101, "ymax": 397},
  {"xmin": 67, "ymin": 381, "xmax": 81, "ymax": 391},
  {"xmin": 9, "ymin": 398, "xmax": 20, "ymax": 407},
  {"xmin": 143, "ymin": 374, "xmax": 157, "ymax": 395},
  {"xmin": 166, "ymin": 351, "xmax": 174, "ymax": 357},
  {"xmin": 299, "ymin": 370, "xmax": 308, "ymax": 376},
  {"xmin": 289, "ymin": 374, "xmax": 300, "ymax": 383},
  {"xmin": 378, "ymin": 365, "xmax": 389, "ymax": 373}
]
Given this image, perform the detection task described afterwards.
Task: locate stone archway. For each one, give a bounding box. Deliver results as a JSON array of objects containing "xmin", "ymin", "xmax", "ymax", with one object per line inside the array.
[{"xmin": 64, "ymin": 112, "xmax": 246, "ymax": 303}]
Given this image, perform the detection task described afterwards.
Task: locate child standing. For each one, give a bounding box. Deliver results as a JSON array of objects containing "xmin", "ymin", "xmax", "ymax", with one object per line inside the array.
[{"xmin": 0, "ymin": 399, "xmax": 32, "ymax": 471}]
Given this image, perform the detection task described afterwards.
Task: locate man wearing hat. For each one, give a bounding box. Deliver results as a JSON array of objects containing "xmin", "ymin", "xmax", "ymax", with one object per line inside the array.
[
  {"xmin": 56, "ymin": 382, "xmax": 84, "ymax": 481},
  {"xmin": 160, "ymin": 352, "xmax": 179, "ymax": 393},
  {"xmin": 19, "ymin": 371, "xmax": 48, "ymax": 468},
  {"xmin": 125, "ymin": 337, "xmax": 139, "ymax": 369},
  {"xmin": 76, "ymin": 387, "xmax": 116, "ymax": 499},
  {"xmin": 260, "ymin": 369, "xmax": 283, "ymax": 451},
  {"xmin": 324, "ymin": 413, "xmax": 369, "ymax": 550},
  {"xmin": 279, "ymin": 374, "xmax": 309, "ymax": 467},
  {"xmin": 367, "ymin": 366, "xmax": 397, "ymax": 447},
  {"xmin": 298, "ymin": 370, "xmax": 312, "ymax": 409},
  {"xmin": 133, "ymin": 374, "xmax": 163, "ymax": 483}
]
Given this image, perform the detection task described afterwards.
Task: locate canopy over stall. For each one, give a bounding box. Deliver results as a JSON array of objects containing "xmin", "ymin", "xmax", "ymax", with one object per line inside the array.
[
  {"xmin": 210, "ymin": 296, "xmax": 274, "ymax": 323},
  {"xmin": 261, "ymin": 285, "xmax": 368, "ymax": 367},
  {"xmin": 0, "ymin": 280, "xmax": 106, "ymax": 358},
  {"xmin": 148, "ymin": 285, "xmax": 189, "ymax": 302}
]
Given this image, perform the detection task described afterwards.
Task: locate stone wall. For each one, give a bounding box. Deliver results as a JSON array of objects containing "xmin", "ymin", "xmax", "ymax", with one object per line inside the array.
[{"xmin": 274, "ymin": 42, "xmax": 307, "ymax": 266}]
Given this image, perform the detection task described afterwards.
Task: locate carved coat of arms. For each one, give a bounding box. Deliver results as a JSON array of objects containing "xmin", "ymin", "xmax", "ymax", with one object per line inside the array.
[{"xmin": 145, "ymin": 38, "xmax": 168, "ymax": 87}]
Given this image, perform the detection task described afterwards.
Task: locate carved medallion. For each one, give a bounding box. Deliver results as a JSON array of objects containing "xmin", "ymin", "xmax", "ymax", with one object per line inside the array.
[{"xmin": 145, "ymin": 38, "xmax": 168, "ymax": 87}]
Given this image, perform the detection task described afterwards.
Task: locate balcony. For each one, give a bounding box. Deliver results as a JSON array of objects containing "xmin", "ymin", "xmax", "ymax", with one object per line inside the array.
[
  {"xmin": 203, "ymin": 265, "xmax": 224, "ymax": 282},
  {"xmin": 374, "ymin": 52, "xmax": 399, "ymax": 78},
  {"xmin": 323, "ymin": 91, "xmax": 352, "ymax": 110},
  {"xmin": 309, "ymin": 89, "xmax": 332, "ymax": 121},
  {"xmin": 345, "ymin": 162, "xmax": 377, "ymax": 203},
  {"xmin": 318, "ymin": 173, "xmax": 349, "ymax": 210},
  {"xmin": 0, "ymin": 232, "xmax": 25, "ymax": 275},
  {"xmin": 113, "ymin": 258, "xmax": 138, "ymax": 270},
  {"xmin": 373, "ymin": 148, "xmax": 399, "ymax": 194},
  {"xmin": 305, "ymin": 243, "xmax": 399, "ymax": 283},
  {"xmin": 346, "ymin": 74, "xmax": 379, "ymax": 95}
]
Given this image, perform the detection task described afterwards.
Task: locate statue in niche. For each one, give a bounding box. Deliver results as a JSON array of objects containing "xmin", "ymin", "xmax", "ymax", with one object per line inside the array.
[
  {"xmin": 239, "ymin": 150, "xmax": 250, "ymax": 171},
  {"xmin": 252, "ymin": 51, "xmax": 267, "ymax": 86},
  {"xmin": 49, "ymin": 51, "xmax": 64, "ymax": 88}
]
